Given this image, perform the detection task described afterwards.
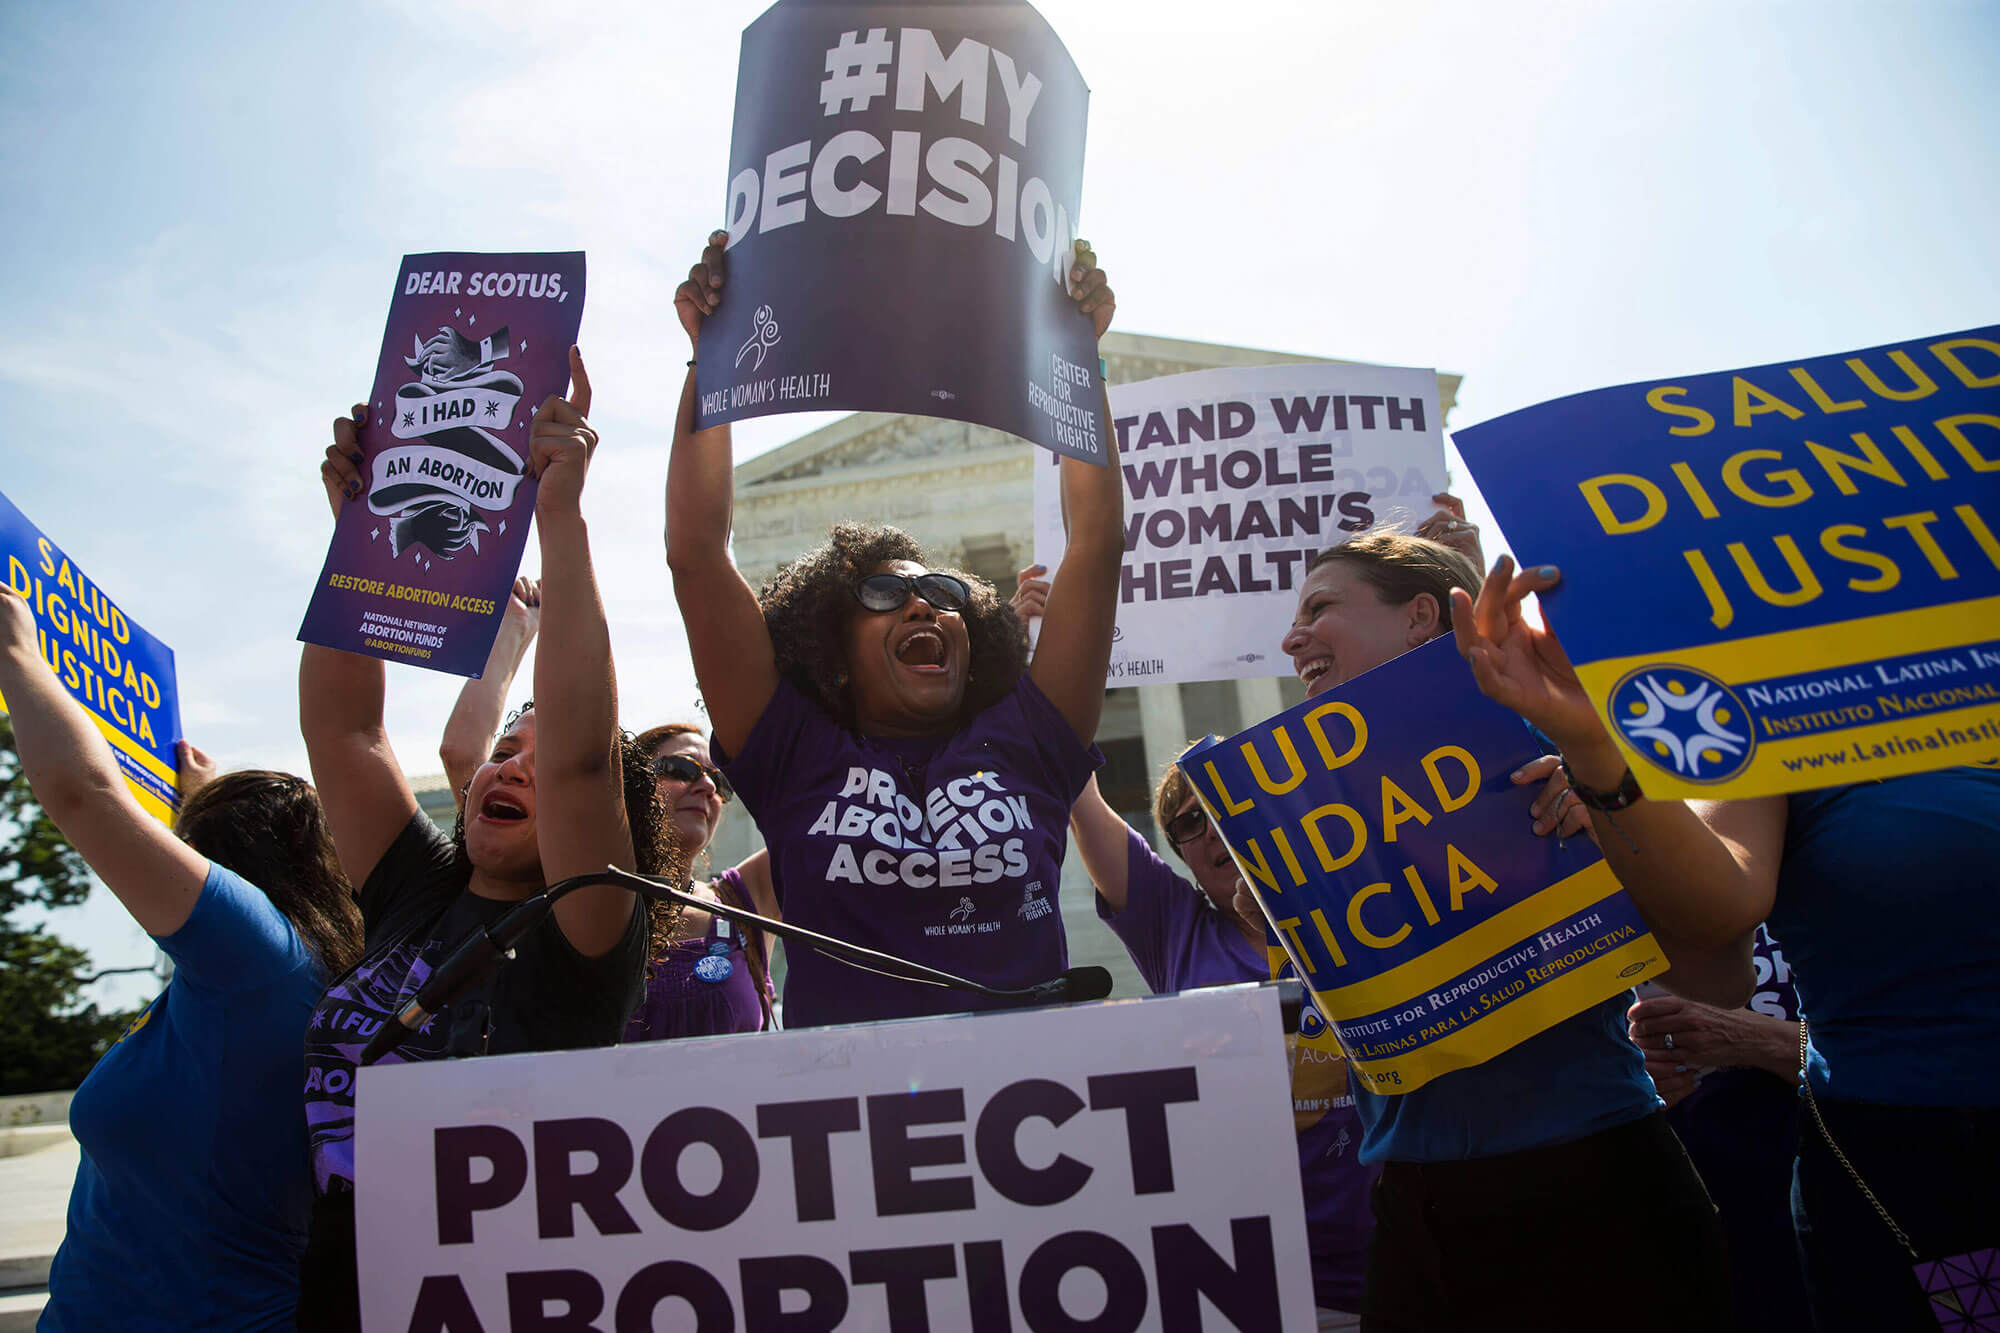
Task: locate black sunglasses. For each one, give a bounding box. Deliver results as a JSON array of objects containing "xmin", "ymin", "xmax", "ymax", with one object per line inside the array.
[
  {"xmin": 1164, "ymin": 802, "xmax": 1212, "ymax": 848},
  {"xmin": 652, "ymin": 753, "xmax": 733, "ymax": 802},
  {"xmin": 852, "ymin": 571, "xmax": 971, "ymax": 614}
]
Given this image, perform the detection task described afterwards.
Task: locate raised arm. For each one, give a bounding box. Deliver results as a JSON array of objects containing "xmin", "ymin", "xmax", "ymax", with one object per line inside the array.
[
  {"xmin": 1450, "ymin": 557, "xmax": 1770, "ymax": 1006},
  {"xmin": 0, "ymin": 589, "xmax": 208, "ymax": 935},
  {"xmin": 1028, "ymin": 241, "xmax": 1123, "ymax": 744},
  {"xmin": 528, "ymin": 349, "xmax": 637, "ymax": 957},
  {"xmin": 666, "ymin": 231, "xmax": 779, "ymax": 759},
  {"xmin": 306, "ymin": 406, "xmax": 421, "ymax": 885},
  {"xmin": 440, "ymin": 577, "xmax": 540, "ymax": 806},
  {"xmin": 1068, "ymin": 774, "xmax": 1138, "ymax": 911}
]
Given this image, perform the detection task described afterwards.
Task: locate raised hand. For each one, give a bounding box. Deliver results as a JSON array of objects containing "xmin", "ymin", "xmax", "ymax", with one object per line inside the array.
[
  {"xmin": 1011, "ymin": 564, "xmax": 1051, "ymax": 623},
  {"xmin": 175, "ymin": 739, "xmax": 218, "ymax": 799},
  {"xmin": 0, "ymin": 583, "xmax": 33, "ymax": 648},
  {"xmin": 1449, "ymin": 556, "xmax": 1604, "ymax": 753},
  {"xmin": 529, "ymin": 348, "xmax": 597, "ymax": 518},
  {"xmin": 1415, "ymin": 492, "xmax": 1483, "ymax": 567},
  {"xmin": 675, "ymin": 231, "xmax": 728, "ymax": 350},
  {"xmin": 505, "ymin": 576, "xmax": 542, "ymax": 638},
  {"xmin": 320, "ymin": 404, "xmax": 369, "ymax": 518},
  {"xmin": 1512, "ymin": 753, "xmax": 1593, "ymax": 841},
  {"xmin": 1069, "ymin": 240, "xmax": 1115, "ymax": 341}
]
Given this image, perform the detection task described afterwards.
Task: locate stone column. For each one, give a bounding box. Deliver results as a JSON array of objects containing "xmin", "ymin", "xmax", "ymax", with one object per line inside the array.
[
  {"xmin": 1234, "ymin": 675, "xmax": 1286, "ymax": 729},
  {"xmin": 1135, "ymin": 683, "xmax": 1191, "ymax": 858}
]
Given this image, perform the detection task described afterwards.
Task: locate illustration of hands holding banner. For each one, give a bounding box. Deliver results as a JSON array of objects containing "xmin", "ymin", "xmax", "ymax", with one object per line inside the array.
[
  {"xmin": 1454, "ymin": 325, "xmax": 2000, "ymax": 798},
  {"xmin": 1179, "ymin": 637, "xmax": 1667, "ymax": 1096}
]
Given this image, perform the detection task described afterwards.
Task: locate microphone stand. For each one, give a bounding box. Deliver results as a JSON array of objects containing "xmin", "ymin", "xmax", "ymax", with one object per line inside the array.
[{"xmin": 360, "ymin": 867, "xmax": 1112, "ymax": 1066}]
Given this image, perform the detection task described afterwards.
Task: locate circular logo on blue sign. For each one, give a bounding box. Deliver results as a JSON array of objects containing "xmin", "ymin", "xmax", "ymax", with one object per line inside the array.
[
  {"xmin": 1609, "ymin": 664, "xmax": 1755, "ymax": 783},
  {"xmin": 693, "ymin": 954, "xmax": 735, "ymax": 984}
]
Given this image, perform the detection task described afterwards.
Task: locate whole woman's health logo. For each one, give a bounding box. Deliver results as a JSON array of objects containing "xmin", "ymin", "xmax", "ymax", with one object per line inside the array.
[{"xmin": 1610, "ymin": 664, "xmax": 1757, "ymax": 783}]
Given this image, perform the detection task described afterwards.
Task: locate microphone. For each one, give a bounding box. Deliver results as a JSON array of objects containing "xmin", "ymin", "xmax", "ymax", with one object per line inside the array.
[
  {"xmin": 358, "ymin": 894, "xmax": 556, "ymax": 1066},
  {"xmin": 359, "ymin": 868, "xmax": 1114, "ymax": 1065}
]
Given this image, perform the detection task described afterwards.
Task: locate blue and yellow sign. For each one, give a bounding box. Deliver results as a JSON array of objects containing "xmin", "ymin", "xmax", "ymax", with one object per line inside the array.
[
  {"xmin": 1456, "ymin": 326, "xmax": 2000, "ymax": 798},
  {"xmin": 0, "ymin": 488, "xmax": 182, "ymax": 824},
  {"xmin": 1180, "ymin": 638, "xmax": 1666, "ymax": 1094}
]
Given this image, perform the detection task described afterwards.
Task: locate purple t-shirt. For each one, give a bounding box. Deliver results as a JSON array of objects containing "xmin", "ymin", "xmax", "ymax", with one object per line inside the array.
[
  {"xmin": 1094, "ymin": 828, "xmax": 1376, "ymax": 1313},
  {"xmin": 721, "ymin": 675, "xmax": 1099, "ymax": 1028},
  {"xmin": 624, "ymin": 868, "xmax": 773, "ymax": 1040}
]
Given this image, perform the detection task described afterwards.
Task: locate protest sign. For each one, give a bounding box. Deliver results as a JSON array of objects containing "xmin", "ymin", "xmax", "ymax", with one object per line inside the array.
[
  {"xmin": 1034, "ymin": 363, "xmax": 1448, "ymax": 688},
  {"xmin": 1179, "ymin": 638, "xmax": 1666, "ymax": 1096},
  {"xmin": 1, "ymin": 487, "xmax": 182, "ymax": 824},
  {"xmin": 1455, "ymin": 326, "xmax": 2000, "ymax": 798},
  {"xmin": 355, "ymin": 988, "xmax": 1314, "ymax": 1332},
  {"xmin": 297, "ymin": 252, "xmax": 585, "ymax": 677},
  {"xmin": 696, "ymin": 1, "xmax": 1105, "ymax": 463}
]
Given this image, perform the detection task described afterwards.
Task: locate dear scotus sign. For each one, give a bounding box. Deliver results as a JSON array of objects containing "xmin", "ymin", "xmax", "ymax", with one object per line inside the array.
[
  {"xmin": 297, "ymin": 251, "xmax": 585, "ymax": 677},
  {"xmin": 1455, "ymin": 325, "xmax": 2000, "ymax": 798},
  {"xmin": 695, "ymin": 0, "xmax": 1104, "ymax": 462},
  {"xmin": 355, "ymin": 989, "xmax": 1314, "ymax": 1331}
]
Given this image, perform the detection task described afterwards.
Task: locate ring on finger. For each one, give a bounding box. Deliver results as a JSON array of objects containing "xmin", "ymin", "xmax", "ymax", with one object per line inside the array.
[{"xmin": 1663, "ymin": 1031, "xmax": 1676, "ymax": 1051}]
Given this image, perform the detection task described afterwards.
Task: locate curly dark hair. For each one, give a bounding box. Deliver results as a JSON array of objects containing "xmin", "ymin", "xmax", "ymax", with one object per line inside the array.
[
  {"xmin": 452, "ymin": 704, "xmax": 686, "ymax": 955},
  {"xmin": 757, "ymin": 522, "xmax": 1028, "ymax": 730}
]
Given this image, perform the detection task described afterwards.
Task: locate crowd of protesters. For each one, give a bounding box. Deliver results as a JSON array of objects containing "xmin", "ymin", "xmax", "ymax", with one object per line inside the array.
[{"xmin": 6, "ymin": 230, "xmax": 1993, "ymax": 1333}]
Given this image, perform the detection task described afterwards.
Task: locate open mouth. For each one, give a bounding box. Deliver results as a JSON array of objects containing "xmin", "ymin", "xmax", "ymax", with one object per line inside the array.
[
  {"xmin": 894, "ymin": 626, "xmax": 950, "ymax": 673},
  {"xmin": 1298, "ymin": 656, "xmax": 1333, "ymax": 690},
  {"xmin": 480, "ymin": 791, "xmax": 530, "ymax": 823}
]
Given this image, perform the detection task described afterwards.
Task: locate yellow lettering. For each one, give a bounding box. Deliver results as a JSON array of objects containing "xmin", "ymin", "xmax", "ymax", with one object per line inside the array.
[
  {"xmin": 1301, "ymin": 701, "xmax": 1366, "ymax": 769},
  {"xmin": 1882, "ymin": 511, "xmax": 1957, "ymax": 579},
  {"xmin": 1732, "ymin": 376, "xmax": 1805, "ymax": 427},
  {"xmin": 1301, "ymin": 803, "xmax": 1368, "ymax": 873},
  {"xmin": 1346, "ymin": 881, "xmax": 1410, "ymax": 950},
  {"xmin": 1889, "ymin": 425, "xmax": 1949, "ymax": 481},
  {"xmin": 1956, "ymin": 504, "xmax": 2000, "ymax": 572},
  {"xmin": 37, "ymin": 537, "xmax": 55, "ymax": 577},
  {"xmin": 1930, "ymin": 337, "xmax": 2000, "ymax": 389},
  {"xmin": 1420, "ymin": 745, "xmax": 1480, "ymax": 812},
  {"xmin": 1722, "ymin": 449, "xmax": 1812, "ymax": 506},
  {"xmin": 1580, "ymin": 474, "xmax": 1666, "ymax": 535},
  {"xmin": 1644, "ymin": 385, "xmax": 1714, "ymax": 435},
  {"xmin": 1805, "ymin": 435, "xmax": 1904, "ymax": 494},
  {"xmin": 1269, "ymin": 827, "xmax": 1307, "ymax": 887},
  {"xmin": 1378, "ymin": 777, "xmax": 1432, "ymax": 842},
  {"xmin": 1307, "ymin": 909, "xmax": 1349, "ymax": 970},
  {"xmin": 1276, "ymin": 917, "xmax": 1320, "ymax": 973},
  {"xmin": 1845, "ymin": 349, "xmax": 1936, "ymax": 401},
  {"xmin": 1401, "ymin": 864, "xmax": 1441, "ymax": 927},
  {"xmin": 1241, "ymin": 727, "xmax": 1307, "ymax": 795},
  {"xmin": 1203, "ymin": 761, "xmax": 1254, "ymax": 815},
  {"xmin": 1819, "ymin": 525, "xmax": 1900, "ymax": 593},
  {"xmin": 137, "ymin": 712, "xmax": 157, "ymax": 746},
  {"xmin": 1728, "ymin": 536, "xmax": 1822, "ymax": 607},
  {"xmin": 1445, "ymin": 845, "xmax": 1499, "ymax": 911},
  {"xmin": 1238, "ymin": 838, "xmax": 1281, "ymax": 892},
  {"xmin": 1788, "ymin": 366, "xmax": 1866, "ymax": 414},
  {"xmin": 1669, "ymin": 462, "xmax": 1720, "ymax": 519},
  {"xmin": 1686, "ymin": 549, "xmax": 1735, "ymax": 629},
  {"xmin": 1936, "ymin": 413, "xmax": 2000, "ymax": 473}
]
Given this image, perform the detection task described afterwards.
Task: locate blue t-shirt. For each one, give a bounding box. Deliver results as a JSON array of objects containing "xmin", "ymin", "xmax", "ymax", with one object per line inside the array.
[
  {"xmin": 1769, "ymin": 765, "xmax": 2000, "ymax": 1105},
  {"xmin": 1354, "ymin": 993, "xmax": 1660, "ymax": 1163},
  {"xmin": 43, "ymin": 864, "xmax": 321, "ymax": 1332}
]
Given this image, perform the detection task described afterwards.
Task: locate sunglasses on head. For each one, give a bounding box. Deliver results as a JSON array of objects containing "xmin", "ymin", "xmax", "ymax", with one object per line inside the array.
[
  {"xmin": 652, "ymin": 753, "xmax": 733, "ymax": 802},
  {"xmin": 852, "ymin": 571, "xmax": 971, "ymax": 615},
  {"xmin": 1164, "ymin": 803, "xmax": 1212, "ymax": 848}
]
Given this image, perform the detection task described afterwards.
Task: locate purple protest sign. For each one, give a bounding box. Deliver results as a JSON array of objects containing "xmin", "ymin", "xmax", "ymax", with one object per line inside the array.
[
  {"xmin": 297, "ymin": 252, "xmax": 584, "ymax": 677},
  {"xmin": 696, "ymin": 1, "xmax": 1104, "ymax": 463}
]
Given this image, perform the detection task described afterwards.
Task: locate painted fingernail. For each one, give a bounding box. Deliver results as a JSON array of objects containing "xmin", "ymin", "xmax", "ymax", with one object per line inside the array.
[
  {"xmin": 350, "ymin": 452, "xmax": 364, "ymax": 465},
  {"xmin": 1538, "ymin": 566, "xmax": 1559, "ymax": 579}
]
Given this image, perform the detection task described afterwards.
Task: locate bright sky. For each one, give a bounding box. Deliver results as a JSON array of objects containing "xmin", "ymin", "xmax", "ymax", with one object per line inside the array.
[{"xmin": 6, "ymin": 0, "xmax": 1997, "ymax": 1005}]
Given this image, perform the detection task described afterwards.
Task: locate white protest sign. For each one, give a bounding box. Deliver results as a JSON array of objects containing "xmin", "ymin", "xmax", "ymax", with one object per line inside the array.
[
  {"xmin": 1035, "ymin": 363, "xmax": 1449, "ymax": 688},
  {"xmin": 356, "ymin": 987, "xmax": 1313, "ymax": 1331}
]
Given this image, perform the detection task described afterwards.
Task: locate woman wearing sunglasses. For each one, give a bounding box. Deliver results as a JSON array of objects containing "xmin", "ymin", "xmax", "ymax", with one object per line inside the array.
[
  {"xmin": 665, "ymin": 230, "xmax": 1123, "ymax": 1028},
  {"xmin": 623, "ymin": 724, "xmax": 781, "ymax": 1037}
]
